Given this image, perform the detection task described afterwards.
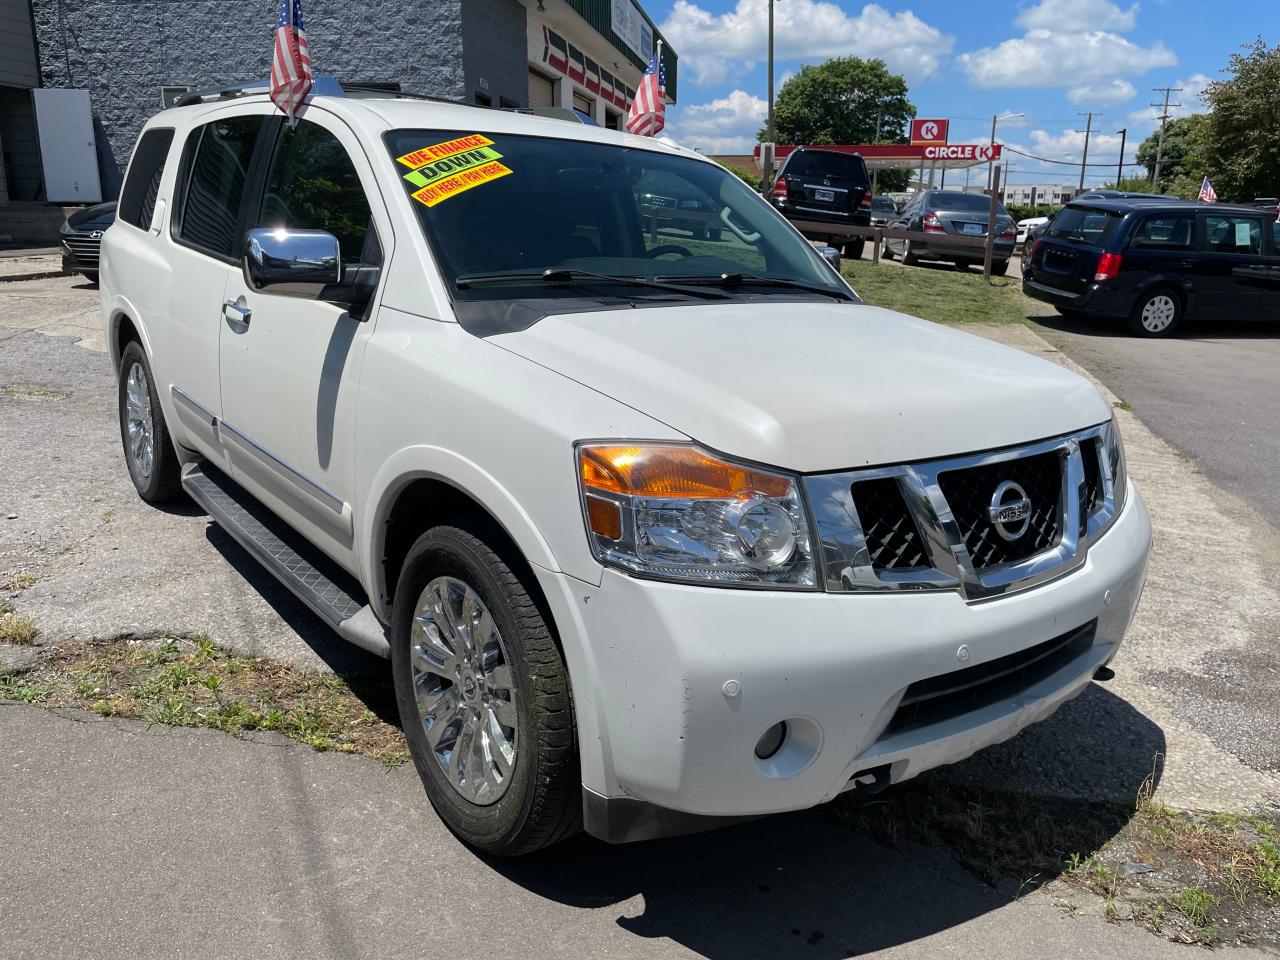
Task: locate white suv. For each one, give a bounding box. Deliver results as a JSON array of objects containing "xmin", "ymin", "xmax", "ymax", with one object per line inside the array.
[{"xmin": 100, "ymin": 82, "xmax": 1152, "ymax": 855}]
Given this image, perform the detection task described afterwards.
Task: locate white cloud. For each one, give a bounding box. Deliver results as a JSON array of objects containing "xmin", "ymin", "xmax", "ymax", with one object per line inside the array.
[
  {"xmin": 959, "ymin": 29, "xmax": 1175, "ymax": 89},
  {"xmin": 1067, "ymin": 78, "xmax": 1137, "ymax": 105},
  {"xmin": 1127, "ymin": 72, "xmax": 1211, "ymax": 126},
  {"xmin": 661, "ymin": 0, "xmax": 952, "ymax": 87},
  {"xmin": 1016, "ymin": 0, "xmax": 1139, "ymax": 32},
  {"xmin": 665, "ymin": 89, "xmax": 768, "ymax": 154}
]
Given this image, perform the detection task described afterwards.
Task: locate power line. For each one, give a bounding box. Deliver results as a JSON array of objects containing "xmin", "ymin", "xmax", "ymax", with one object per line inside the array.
[{"xmin": 1002, "ymin": 144, "xmax": 1139, "ymax": 168}]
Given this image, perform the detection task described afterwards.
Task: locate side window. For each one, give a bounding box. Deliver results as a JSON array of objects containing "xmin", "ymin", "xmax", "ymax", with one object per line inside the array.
[
  {"xmin": 1202, "ymin": 215, "xmax": 1263, "ymax": 255},
  {"xmin": 1272, "ymin": 220, "xmax": 1280, "ymax": 253},
  {"xmin": 256, "ymin": 119, "xmax": 378, "ymax": 267},
  {"xmin": 118, "ymin": 128, "xmax": 175, "ymax": 230},
  {"xmin": 1129, "ymin": 214, "xmax": 1193, "ymax": 250},
  {"xmin": 176, "ymin": 116, "xmax": 263, "ymax": 258}
]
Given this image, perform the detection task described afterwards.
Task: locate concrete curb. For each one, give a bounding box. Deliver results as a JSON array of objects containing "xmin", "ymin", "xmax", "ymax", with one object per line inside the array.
[{"xmin": 0, "ymin": 269, "xmax": 72, "ymax": 284}]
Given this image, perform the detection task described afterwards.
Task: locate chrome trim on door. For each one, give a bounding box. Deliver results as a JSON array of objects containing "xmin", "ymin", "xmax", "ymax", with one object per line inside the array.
[
  {"xmin": 170, "ymin": 385, "xmax": 215, "ymax": 427},
  {"xmin": 804, "ymin": 424, "xmax": 1119, "ymax": 602},
  {"xmin": 217, "ymin": 420, "xmax": 345, "ymax": 517}
]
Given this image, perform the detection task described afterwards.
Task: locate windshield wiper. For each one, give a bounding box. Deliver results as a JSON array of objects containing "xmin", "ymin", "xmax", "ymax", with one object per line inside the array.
[
  {"xmin": 660, "ymin": 272, "xmax": 857, "ymax": 301},
  {"xmin": 455, "ymin": 268, "xmax": 731, "ymax": 300}
]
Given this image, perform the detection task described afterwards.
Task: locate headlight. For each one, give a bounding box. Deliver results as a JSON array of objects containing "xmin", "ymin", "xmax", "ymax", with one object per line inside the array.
[
  {"xmin": 1103, "ymin": 415, "xmax": 1127, "ymax": 510},
  {"xmin": 577, "ymin": 443, "xmax": 816, "ymax": 588}
]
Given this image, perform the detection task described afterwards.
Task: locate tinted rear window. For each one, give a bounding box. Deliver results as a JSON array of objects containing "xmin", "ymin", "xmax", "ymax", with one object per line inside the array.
[
  {"xmin": 784, "ymin": 152, "xmax": 869, "ymax": 184},
  {"xmin": 929, "ymin": 192, "xmax": 995, "ymax": 213},
  {"xmin": 1047, "ymin": 207, "xmax": 1123, "ymax": 247},
  {"xmin": 118, "ymin": 128, "xmax": 174, "ymax": 230},
  {"xmin": 176, "ymin": 116, "xmax": 264, "ymax": 259}
]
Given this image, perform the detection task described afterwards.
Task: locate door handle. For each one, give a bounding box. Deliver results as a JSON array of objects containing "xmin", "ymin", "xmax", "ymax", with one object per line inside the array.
[{"xmin": 222, "ymin": 296, "xmax": 251, "ymax": 327}]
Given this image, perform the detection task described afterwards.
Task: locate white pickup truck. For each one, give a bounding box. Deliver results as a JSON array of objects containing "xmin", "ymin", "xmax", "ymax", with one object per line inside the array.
[{"xmin": 100, "ymin": 81, "xmax": 1152, "ymax": 855}]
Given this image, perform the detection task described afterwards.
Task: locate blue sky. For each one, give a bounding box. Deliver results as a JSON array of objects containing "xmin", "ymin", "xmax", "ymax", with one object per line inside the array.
[{"xmin": 652, "ymin": 0, "xmax": 1274, "ymax": 187}]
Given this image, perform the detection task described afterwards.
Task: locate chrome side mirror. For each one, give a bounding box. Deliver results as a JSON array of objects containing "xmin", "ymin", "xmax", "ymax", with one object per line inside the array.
[
  {"xmin": 814, "ymin": 244, "xmax": 841, "ymax": 274},
  {"xmin": 244, "ymin": 227, "xmax": 341, "ymax": 298}
]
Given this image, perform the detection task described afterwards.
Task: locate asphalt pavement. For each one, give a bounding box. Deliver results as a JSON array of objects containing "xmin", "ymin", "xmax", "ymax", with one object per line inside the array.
[{"xmin": 2, "ymin": 274, "xmax": 1279, "ymax": 959}]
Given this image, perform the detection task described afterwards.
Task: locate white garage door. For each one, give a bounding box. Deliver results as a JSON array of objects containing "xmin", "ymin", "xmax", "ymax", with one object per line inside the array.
[{"xmin": 528, "ymin": 70, "xmax": 555, "ymax": 109}]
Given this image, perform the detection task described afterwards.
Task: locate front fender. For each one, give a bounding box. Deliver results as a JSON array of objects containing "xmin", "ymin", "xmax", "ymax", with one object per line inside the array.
[{"xmin": 359, "ymin": 444, "xmax": 561, "ymax": 621}]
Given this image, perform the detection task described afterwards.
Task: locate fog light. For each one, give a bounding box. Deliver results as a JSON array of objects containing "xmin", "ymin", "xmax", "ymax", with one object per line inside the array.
[{"xmin": 754, "ymin": 721, "xmax": 788, "ymax": 760}]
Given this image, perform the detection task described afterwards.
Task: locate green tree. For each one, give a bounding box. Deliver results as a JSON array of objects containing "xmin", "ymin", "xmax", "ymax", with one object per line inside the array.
[
  {"xmin": 762, "ymin": 57, "xmax": 914, "ymax": 147},
  {"xmin": 1135, "ymin": 115, "xmax": 1207, "ymax": 191},
  {"xmin": 1199, "ymin": 38, "xmax": 1280, "ymax": 201}
]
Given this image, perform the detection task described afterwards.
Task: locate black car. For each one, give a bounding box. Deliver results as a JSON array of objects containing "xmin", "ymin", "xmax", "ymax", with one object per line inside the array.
[
  {"xmin": 1023, "ymin": 199, "xmax": 1280, "ymax": 337},
  {"xmin": 60, "ymin": 201, "xmax": 116, "ymax": 283},
  {"xmin": 883, "ymin": 190, "xmax": 1016, "ymax": 274},
  {"xmin": 769, "ymin": 147, "xmax": 872, "ymax": 259}
]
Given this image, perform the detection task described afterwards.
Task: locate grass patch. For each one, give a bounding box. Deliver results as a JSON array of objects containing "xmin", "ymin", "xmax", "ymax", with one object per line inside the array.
[
  {"xmin": 843, "ymin": 260, "xmax": 1032, "ymax": 326},
  {"xmin": 2, "ymin": 383, "xmax": 68, "ymax": 401},
  {"xmin": 0, "ymin": 636, "xmax": 409, "ymax": 766},
  {"xmin": 2, "ymin": 572, "xmax": 38, "ymax": 592},
  {"xmin": 0, "ymin": 611, "xmax": 39, "ymax": 644},
  {"xmin": 832, "ymin": 764, "xmax": 1280, "ymax": 947}
]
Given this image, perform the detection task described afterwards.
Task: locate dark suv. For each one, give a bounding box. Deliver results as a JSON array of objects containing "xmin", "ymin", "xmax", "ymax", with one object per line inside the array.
[
  {"xmin": 769, "ymin": 147, "xmax": 872, "ymax": 259},
  {"xmin": 1023, "ymin": 199, "xmax": 1280, "ymax": 337}
]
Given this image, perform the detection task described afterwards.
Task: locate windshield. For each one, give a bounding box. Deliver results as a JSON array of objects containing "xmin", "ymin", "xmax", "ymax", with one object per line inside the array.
[
  {"xmin": 1047, "ymin": 206, "xmax": 1123, "ymax": 246},
  {"xmin": 385, "ymin": 129, "xmax": 849, "ymax": 303},
  {"xmin": 871, "ymin": 196, "xmax": 894, "ymax": 212}
]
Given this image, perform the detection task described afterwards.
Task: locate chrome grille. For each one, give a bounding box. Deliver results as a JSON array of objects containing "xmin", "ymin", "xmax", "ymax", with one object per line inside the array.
[
  {"xmin": 63, "ymin": 234, "xmax": 102, "ymax": 264},
  {"xmin": 937, "ymin": 449, "xmax": 1062, "ymax": 569},
  {"xmin": 850, "ymin": 477, "xmax": 928, "ymax": 572},
  {"xmin": 804, "ymin": 423, "xmax": 1123, "ymax": 601}
]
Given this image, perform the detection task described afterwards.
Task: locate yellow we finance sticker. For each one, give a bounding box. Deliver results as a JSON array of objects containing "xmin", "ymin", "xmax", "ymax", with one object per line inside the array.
[{"xmin": 396, "ymin": 134, "xmax": 514, "ymax": 207}]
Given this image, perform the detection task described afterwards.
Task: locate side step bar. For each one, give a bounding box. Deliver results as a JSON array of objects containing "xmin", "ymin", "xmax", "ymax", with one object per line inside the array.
[{"xmin": 181, "ymin": 463, "xmax": 390, "ymax": 658}]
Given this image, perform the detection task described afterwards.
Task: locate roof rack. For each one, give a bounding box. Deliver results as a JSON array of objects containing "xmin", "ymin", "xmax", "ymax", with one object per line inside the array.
[{"xmin": 170, "ymin": 75, "xmax": 464, "ymax": 109}]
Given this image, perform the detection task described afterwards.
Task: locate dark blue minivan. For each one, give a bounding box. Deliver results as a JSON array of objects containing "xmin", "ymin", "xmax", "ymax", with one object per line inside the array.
[{"xmin": 1023, "ymin": 199, "xmax": 1280, "ymax": 337}]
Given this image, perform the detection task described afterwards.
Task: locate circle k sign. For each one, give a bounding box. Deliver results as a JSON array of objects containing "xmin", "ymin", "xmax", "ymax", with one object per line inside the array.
[
  {"xmin": 923, "ymin": 144, "xmax": 1002, "ymax": 161},
  {"xmin": 910, "ymin": 118, "xmax": 949, "ymax": 146}
]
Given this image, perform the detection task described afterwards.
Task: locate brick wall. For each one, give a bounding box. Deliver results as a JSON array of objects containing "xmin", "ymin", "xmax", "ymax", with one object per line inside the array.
[{"xmin": 31, "ymin": 0, "xmax": 470, "ymax": 197}]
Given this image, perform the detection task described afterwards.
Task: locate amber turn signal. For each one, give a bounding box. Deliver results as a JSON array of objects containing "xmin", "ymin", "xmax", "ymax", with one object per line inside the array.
[{"xmin": 579, "ymin": 445, "xmax": 791, "ymax": 499}]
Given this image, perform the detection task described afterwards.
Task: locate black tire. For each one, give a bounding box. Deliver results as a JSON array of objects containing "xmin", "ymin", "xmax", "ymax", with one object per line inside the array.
[
  {"xmin": 902, "ymin": 240, "xmax": 920, "ymax": 266},
  {"xmin": 881, "ymin": 239, "xmax": 896, "ymax": 261},
  {"xmin": 691, "ymin": 225, "xmax": 706, "ymax": 241},
  {"xmin": 993, "ymin": 259, "xmax": 1011, "ymax": 276},
  {"xmin": 707, "ymin": 228, "xmax": 722, "ymax": 242},
  {"xmin": 117, "ymin": 341, "xmax": 182, "ymax": 503},
  {"xmin": 843, "ymin": 239, "xmax": 865, "ymax": 261},
  {"xmin": 391, "ymin": 523, "xmax": 581, "ymax": 856},
  {"xmin": 1126, "ymin": 287, "xmax": 1182, "ymax": 338}
]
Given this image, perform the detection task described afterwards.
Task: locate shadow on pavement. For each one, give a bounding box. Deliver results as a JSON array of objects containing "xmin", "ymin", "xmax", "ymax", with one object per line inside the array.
[
  {"xmin": 1031, "ymin": 309, "xmax": 1280, "ymax": 342},
  {"xmin": 487, "ymin": 686, "xmax": 1163, "ymax": 960}
]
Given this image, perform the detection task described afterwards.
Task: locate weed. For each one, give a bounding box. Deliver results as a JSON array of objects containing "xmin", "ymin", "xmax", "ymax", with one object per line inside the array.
[
  {"xmin": 192, "ymin": 635, "xmax": 216, "ymax": 663},
  {"xmin": 3, "ymin": 383, "xmax": 67, "ymax": 401},
  {"xmin": 99, "ymin": 509, "xmax": 114, "ymax": 524},
  {"xmin": 1116, "ymin": 399, "xmax": 1133, "ymax": 412},
  {"xmin": 1174, "ymin": 887, "xmax": 1218, "ymax": 927},
  {"xmin": 3, "ymin": 572, "xmax": 38, "ymax": 591},
  {"xmin": 147, "ymin": 697, "xmax": 194, "ymax": 726},
  {"xmin": 0, "ymin": 601, "xmax": 11, "ymax": 617},
  {"xmin": 0, "ymin": 611, "xmax": 38, "ymax": 644}
]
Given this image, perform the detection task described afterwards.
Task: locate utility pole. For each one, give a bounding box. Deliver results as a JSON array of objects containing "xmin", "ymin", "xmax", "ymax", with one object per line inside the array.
[
  {"xmin": 763, "ymin": 0, "xmax": 774, "ymax": 193},
  {"xmin": 1150, "ymin": 86, "xmax": 1182, "ymax": 189},
  {"xmin": 1077, "ymin": 112, "xmax": 1098, "ymax": 193},
  {"xmin": 986, "ymin": 113, "xmax": 998, "ymax": 193},
  {"xmin": 870, "ymin": 112, "xmax": 882, "ymax": 195},
  {"xmin": 1115, "ymin": 128, "xmax": 1127, "ymax": 188}
]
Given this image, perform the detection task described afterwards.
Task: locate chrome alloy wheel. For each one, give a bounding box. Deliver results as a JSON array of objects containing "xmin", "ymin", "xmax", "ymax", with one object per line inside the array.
[
  {"xmin": 410, "ymin": 576, "xmax": 518, "ymax": 805},
  {"xmin": 124, "ymin": 362, "xmax": 155, "ymax": 480},
  {"xmin": 1141, "ymin": 294, "xmax": 1177, "ymax": 333}
]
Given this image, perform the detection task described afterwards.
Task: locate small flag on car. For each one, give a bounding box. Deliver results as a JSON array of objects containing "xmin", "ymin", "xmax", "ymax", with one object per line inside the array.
[
  {"xmin": 1197, "ymin": 177, "xmax": 1218, "ymax": 204},
  {"xmin": 626, "ymin": 41, "xmax": 666, "ymax": 137},
  {"xmin": 270, "ymin": 0, "xmax": 314, "ymax": 124}
]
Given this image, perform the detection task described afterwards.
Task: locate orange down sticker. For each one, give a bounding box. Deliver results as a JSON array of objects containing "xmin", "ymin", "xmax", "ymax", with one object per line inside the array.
[{"xmin": 411, "ymin": 160, "xmax": 513, "ymax": 207}]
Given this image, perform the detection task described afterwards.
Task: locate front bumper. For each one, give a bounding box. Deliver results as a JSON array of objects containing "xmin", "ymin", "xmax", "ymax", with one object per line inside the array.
[
  {"xmin": 60, "ymin": 234, "xmax": 101, "ymax": 276},
  {"xmin": 555, "ymin": 485, "xmax": 1151, "ymax": 840}
]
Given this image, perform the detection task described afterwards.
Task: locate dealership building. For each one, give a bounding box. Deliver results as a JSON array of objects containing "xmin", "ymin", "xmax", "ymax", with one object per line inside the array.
[{"xmin": 0, "ymin": 0, "xmax": 677, "ymax": 207}]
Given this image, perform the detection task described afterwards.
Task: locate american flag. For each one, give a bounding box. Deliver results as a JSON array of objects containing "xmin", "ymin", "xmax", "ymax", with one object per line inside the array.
[
  {"xmin": 626, "ymin": 42, "xmax": 666, "ymax": 137},
  {"xmin": 271, "ymin": 0, "xmax": 313, "ymax": 122},
  {"xmin": 1198, "ymin": 176, "xmax": 1218, "ymax": 204}
]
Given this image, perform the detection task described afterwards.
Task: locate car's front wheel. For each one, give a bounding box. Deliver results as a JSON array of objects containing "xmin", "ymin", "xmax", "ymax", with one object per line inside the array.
[
  {"xmin": 1127, "ymin": 288, "xmax": 1182, "ymax": 337},
  {"xmin": 843, "ymin": 239, "xmax": 865, "ymax": 261},
  {"xmin": 391, "ymin": 523, "xmax": 581, "ymax": 856},
  {"xmin": 117, "ymin": 341, "xmax": 182, "ymax": 503},
  {"xmin": 881, "ymin": 238, "xmax": 896, "ymax": 261}
]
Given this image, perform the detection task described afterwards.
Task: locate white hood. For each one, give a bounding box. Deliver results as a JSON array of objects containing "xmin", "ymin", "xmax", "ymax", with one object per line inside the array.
[{"xmin": 492, "ymin": 301, "xmax": 1111, "ymax": 473}]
